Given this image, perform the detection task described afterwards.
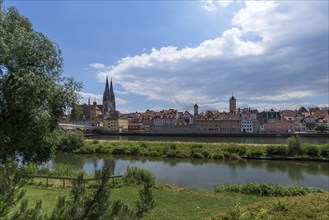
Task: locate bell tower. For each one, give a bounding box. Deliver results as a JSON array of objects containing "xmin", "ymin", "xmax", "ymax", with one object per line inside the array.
[{"xmin": 229, "ymin": 93, "xmax": 236, "ymax": 113}]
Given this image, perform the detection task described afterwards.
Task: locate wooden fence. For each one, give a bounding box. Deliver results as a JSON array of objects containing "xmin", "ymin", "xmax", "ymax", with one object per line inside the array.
[{"xmin": 21, "ymin": 174, "xmax": 123, "ymax": 188}]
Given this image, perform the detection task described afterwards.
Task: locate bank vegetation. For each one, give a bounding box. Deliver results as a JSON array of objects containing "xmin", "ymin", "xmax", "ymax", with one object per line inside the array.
[{"xmin": 76, "ymin": 136, "xmax": 329, "ymax": 162}]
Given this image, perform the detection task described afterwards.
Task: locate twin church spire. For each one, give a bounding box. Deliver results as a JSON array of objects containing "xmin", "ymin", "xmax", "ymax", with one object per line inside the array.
[{"xmin": 102, "ymin": 76, "xmax": 116, "ymax": 114}]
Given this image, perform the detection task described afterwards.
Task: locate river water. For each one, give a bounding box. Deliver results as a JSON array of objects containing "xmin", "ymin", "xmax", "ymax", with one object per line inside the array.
[{"xmin": 54, "ymin": 154, "xmax": 329, "ymax": 191}]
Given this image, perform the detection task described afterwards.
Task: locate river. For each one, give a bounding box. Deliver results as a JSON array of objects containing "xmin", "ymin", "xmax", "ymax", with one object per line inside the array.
[{"xmin": 53, "ymin": 154, "xmax": 329, "ymax": 191}]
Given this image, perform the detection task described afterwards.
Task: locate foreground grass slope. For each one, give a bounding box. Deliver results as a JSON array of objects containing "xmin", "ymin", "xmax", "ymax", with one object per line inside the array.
[
  {"xmin": 213, "ymin": 193, "xmax": 329, "ymax": 220},
  {"xmin": 24, "ymin": 183, "xmax": 328, "ymax": 220},
  {"xmin": 24, "ymin": 184, "xmax": 267, "ymax": 220}
]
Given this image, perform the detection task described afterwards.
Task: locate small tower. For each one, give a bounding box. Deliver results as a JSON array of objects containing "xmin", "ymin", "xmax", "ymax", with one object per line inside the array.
[
  {"xmin": 229, "ymin": 93, "xmax": 236, "ymax": 113},
  {"xmin": 194, "ymin": 103, "xmax": 199, "ymax": 116}
]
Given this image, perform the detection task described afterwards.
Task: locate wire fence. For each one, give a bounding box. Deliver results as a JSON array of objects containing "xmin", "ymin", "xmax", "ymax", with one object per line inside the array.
[{"xmin": 21, "ymin": 174, "xmax": 123, "ymax": 188}]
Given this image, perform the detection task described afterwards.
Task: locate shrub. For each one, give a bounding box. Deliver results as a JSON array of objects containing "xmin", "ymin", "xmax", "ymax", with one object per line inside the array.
[
  {"xmin": 192, "ymin": 152, "xmax": 204, "ymax": 159},
  {"xmin": 130, "ymin": 146, "xmax": 141, "ymax": 155},
  {"xmin": 288, "ymin": 135, "xmax": 302, "ymax": 155},
  {"xmin": 272, "ymin": 199, "xmax": 289, "ymax": 212},
  {"xmin": 214, "ymin": 183, "xmax": 324, "ymax": 196},
  {"xmin": 57, "ymin": 130, "xmax": 85, "ymax": 152},
  {"xmin": 123, "ymin": 166, "xmax": 155, "ymax": 186},
  {"xmin": 319, "ymin": 144, "xmax": 329, "ymax": 157},
  {"xmin": 302, "ymin": 144, "xmax": 319, "ymax": 157},
  {"xmin": 170, "ymin": 143, "xmax": 177, "ymax": 150},
  {"xmin": 225, "ymin": 145, "xmax": 247, "ymax": 155},
  {"xmin": 111, "ymin": 147, "xmax": 127, "ymax": 155},
  {"xmin": 246, "ymin": 147, "xmax": 264, "ymax": 157},
  {"xmin": 213, "ymin": 151, "xmax": 224, "ymax": 159},
  {"xmin": 139, "ymin": 142, "xmax": 148, "ymax": 148},
  {"xmin": 266, "ymin": 145, "xmax": 289, "ymax": 156},
  {"xmin": 92, "ymin": 139, "xmax": 100, "ymax": 144}
]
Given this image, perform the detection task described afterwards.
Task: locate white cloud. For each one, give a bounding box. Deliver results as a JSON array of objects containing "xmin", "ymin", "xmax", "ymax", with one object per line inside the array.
[
  {"xmin": 92, "ymin": 1, "xmax": 328, "ymax": 110},
  {"xmin": 89, "ymin": 63, "xmax": 109, "ymax": 69},
  {"xmin": 248, "ymin": 102, "xmax": 328, "ymax": 112},
  {"xmin": 251, "ymin": 91, "xmax": 316, "ymax": 101},
  {"xmin": 202, "ymin": 0, "xmax": 233, "ymax": 12}
]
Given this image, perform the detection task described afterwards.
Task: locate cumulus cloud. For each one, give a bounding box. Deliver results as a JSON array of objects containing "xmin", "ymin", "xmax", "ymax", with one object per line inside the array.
[
  {"xmin": 202, "ymin": 0, "xmax": 233, "ymax": 12},
  {"xmin": 91, "ymin": 1, "xmax": 328, "ymax": 110},
  {"xmin": 88, "ymin": 63, "xmax": 109, "ymax": 69}
]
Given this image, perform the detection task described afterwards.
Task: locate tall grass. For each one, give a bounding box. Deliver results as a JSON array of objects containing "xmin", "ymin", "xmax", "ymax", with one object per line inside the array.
[
  {"xmin": 123, "ymin": 166, "xmax": 155, "ymax": 186},
  {"xmin": 77, "ymin": 140, "xmax": 328, "ymax": 160},
  {"xmin": 214, "ymin": 183, "xmax": 325, "ymax": 196}
]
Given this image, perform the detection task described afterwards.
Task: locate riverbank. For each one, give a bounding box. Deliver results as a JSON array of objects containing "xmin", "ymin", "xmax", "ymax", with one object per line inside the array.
[
  {"xmin": 76, "ymin": 140, "xmax": 329, "ymax": 162},
  {"xmin": 24, "ymin": 183, "xmax": 328, "ymax": 220},
  {"xmin": 88, "ymin": 130, "xmax": 329, "ymax": 138}
]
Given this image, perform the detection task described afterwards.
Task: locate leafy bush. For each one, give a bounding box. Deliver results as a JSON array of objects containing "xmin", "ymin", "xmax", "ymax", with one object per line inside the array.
[
  {"xmin": 214, "ymin": 183, "xmax": 324, "ymax": 196},
  {"xmin": 170, "ymin": 143, "xmax": 177, "ymax": 150},
  {"xmin": 92, "ymin": 140, "xmax": 100, "ymax": 144},
  {"xmin": 246, "ymin": 146, "xmax": 264, "ymax": 157},
  {"xmin": 288, "ymin": 135, "xmax": 302, "ymax": 155},
  {"xmin": 319, "ymin": 144, "xmax": 329, "ymax": 157},
  {"xmin": 112, "ymin": 147, "xmax": 128, "ymax": 155},
  {"xmin": 213, "ymin": 151, "xmax": 224, "ymax": 159},
  {"xmin": 224, "ymin": 145, "xmax": 247, "ymax": 155},
  {"xmin": 192, "ymin": 152, "xmax": 204, "ymax": 159},
  {"xmin": 123, "ymin": 166, "xmax": 155, "ymax": 186},
  {"xmin": 56, "ymin": 130, "xmax": 85, "ymax": 152},
  {"xmin": 302, "ymin": 144, "xmax": 319, "ymax": 157},
  {"xmin": 272, "ymin": 199, "xmax": 289, "ymax": 212},
  {"xmin": 266, "ymin": 145, "xmax": 289, "ymax": 156}
]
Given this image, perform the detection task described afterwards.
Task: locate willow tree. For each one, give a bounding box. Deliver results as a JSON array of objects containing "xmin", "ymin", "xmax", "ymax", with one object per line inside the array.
[{"xmin": 0, "ymin": 1, "xmax": 82, "ymax": 163}]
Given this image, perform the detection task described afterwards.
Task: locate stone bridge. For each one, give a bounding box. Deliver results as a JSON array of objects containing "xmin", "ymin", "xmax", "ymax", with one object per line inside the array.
[{"xmin": 59, "ymin": 123, "xmax": 101, "ymax": 133}]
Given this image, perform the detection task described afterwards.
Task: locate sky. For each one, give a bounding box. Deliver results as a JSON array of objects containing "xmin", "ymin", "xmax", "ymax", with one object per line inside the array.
[{"xmin": 4, "ymin": 0, "xmax": 329, "ymax": 113}]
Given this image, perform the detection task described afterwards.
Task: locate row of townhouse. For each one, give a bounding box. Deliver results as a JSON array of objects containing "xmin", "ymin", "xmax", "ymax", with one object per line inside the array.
[
  {"xmin": 66, "ymin": 96, "xmax": 328, "ymax": 134},
  {"xmin": 195, "ymin": 109, "xmax": 260, "ymax": 133}
]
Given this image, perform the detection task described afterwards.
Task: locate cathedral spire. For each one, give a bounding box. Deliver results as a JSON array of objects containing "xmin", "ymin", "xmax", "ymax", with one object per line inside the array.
[
  {"xmin": 109, "ymin": 79, "xmax": 115, "ymax": 100},
  {"xmin": 102, "ymin": 76, "xmax": 116, "ymax": 114},
  {"xmin": 105, "ymin": 76, "xmax": 110, "ymax": 93}
]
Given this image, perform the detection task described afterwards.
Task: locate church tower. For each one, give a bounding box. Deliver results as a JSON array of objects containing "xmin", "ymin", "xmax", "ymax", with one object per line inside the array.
[
  {"xmin": 102, "ymin": 76, "xmax": 116, "ymax": 115},
  {"xmin": 229, "ymin": 93, "xmax": 236, "ymax": 113},
  {"xmin": 194, "ymin": 103, "xmax": 199, "ymax": 116}
]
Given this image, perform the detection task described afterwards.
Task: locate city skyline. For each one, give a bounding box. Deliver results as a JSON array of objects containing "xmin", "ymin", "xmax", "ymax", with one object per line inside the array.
[{"xmin": 5, "ymin": 0, "xmax": 328, "ymax": 113}]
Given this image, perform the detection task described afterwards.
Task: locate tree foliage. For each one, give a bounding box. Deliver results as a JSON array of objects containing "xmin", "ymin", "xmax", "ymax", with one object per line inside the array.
[
  {"xmin": 0, "ymin": 1, "xmax": 82, "ymax": 163},
  {"xmin": 0, "ymin": 159, "xmax": 41, "ymax": 219},
  {"xmin": 49, "ymin": 168, "xmax": 155, "ymax": 220},
  {"xmin": 0, "ymin": 160, "xmax": 155, "ymax": 220},
  {"xmin": 315, "ymin": 124, "xmax": 328, "ymax": 132},
  {"xmin": 287, "ymin": 135, "xmax": 302, "ymax": 155}
]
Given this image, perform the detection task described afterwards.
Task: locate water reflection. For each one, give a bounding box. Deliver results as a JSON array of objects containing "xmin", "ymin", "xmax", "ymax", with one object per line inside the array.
[{"xmin": 53, "ymin": 154, "xmax": 329, "ymax": 190}]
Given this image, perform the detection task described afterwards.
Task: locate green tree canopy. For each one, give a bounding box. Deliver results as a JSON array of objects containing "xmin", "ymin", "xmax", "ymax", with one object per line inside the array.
[
  {"xmin": 0, "ymin": 1, "xmax": 82, "ymax": 163},
  {"xmin": 315, "ymin": 124, "xmax": 328, "ymax": 132}
]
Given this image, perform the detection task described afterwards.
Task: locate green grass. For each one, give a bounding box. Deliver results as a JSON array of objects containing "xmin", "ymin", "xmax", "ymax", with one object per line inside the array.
[
  {"xmin": 23, "ymin": 183, "xmax": 268, "ymax": 220},
  {"xmin": 214, "ymin": 183, "xmax": 325, "ymax": 196},
  {"xmin": 76, "ymin": 140, "xmax": 329, "ymax": 160},
  {"xmin": 22, "ymin": 182, "xmax": 329, "ymax": 220},
  {"xmin": 213, "ymin": 193, "xmax": 329, "ymax": 220}
]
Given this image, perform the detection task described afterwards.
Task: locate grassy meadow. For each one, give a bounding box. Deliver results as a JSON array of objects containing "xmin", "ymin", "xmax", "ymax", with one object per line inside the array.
[{"xmin": 24, "ymin": 182, "xmax": 328, "ymax": 220}]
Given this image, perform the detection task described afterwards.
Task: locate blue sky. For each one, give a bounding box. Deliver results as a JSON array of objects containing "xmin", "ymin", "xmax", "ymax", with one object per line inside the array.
[{"xmin": 4, "ymin": 0, "xmax": 329, "ymax": 113}]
